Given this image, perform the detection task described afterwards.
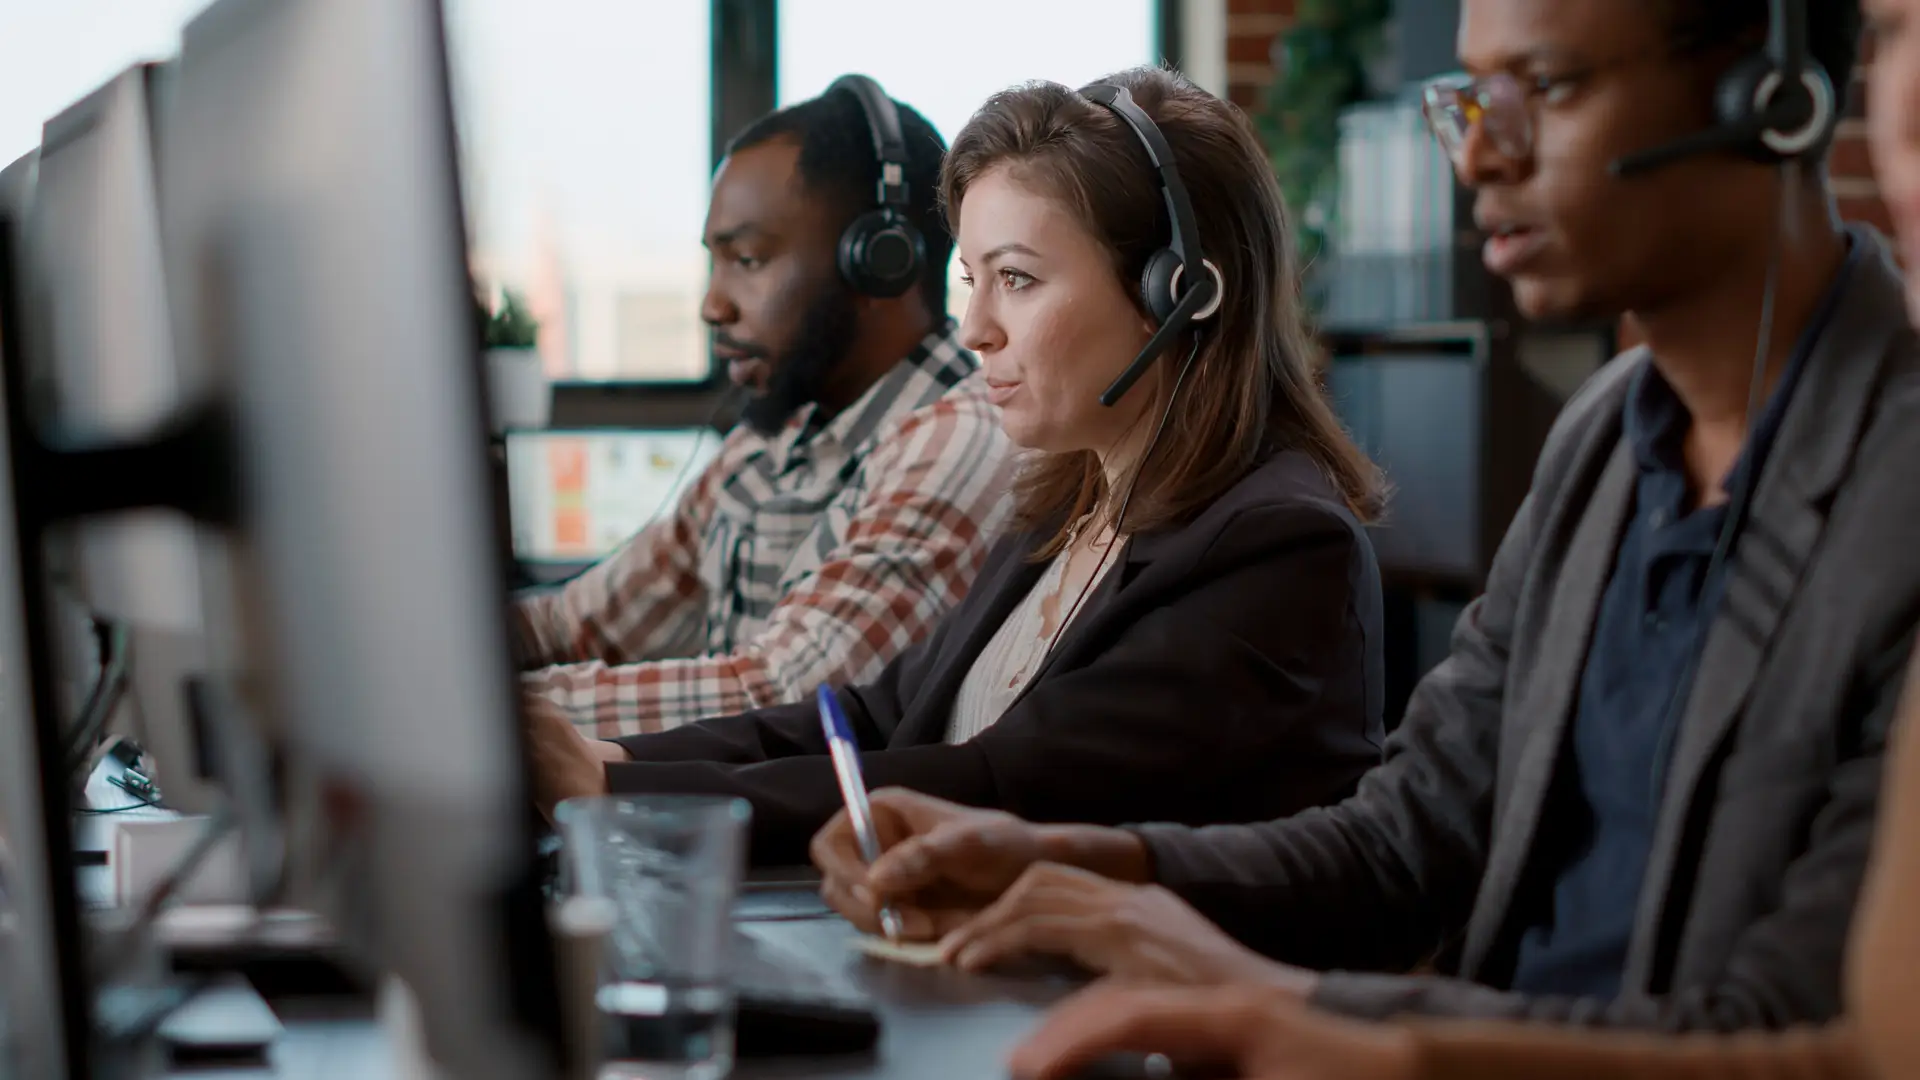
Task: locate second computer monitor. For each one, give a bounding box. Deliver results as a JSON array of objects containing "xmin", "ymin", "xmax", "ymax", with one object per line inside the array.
[
  {"xmin": 506, "ymin": 426, "xmax": 719, "ymax": 565},
  {"xmin": 0, "ymin": 145, "xmax": 74, "ymax": 1080},
  {"xmin": 160, "ymin": 0, "xmax": 565, "ymax": 1075},
  {"xmin": 27, "ymin": 62, "xmax": 226, "ymax": 813}
]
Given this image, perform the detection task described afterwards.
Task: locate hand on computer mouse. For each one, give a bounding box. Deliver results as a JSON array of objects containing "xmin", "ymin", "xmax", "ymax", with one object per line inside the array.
[
  {"xmin": 812, "ymin": 788, "xmax": 1045, "ymax": 939},
  {"xmin": 1009, "ymin": 981, "xmax": 1418, "ymax": 1080},
  {"xmin": 940, "ymin": 864, "xmax": 1304, "ymax": 989}
]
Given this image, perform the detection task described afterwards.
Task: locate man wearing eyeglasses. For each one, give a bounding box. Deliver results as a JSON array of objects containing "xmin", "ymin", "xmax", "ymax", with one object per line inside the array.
[{"xmin": 814, "ymin": 0, "xmax": 1920, "ymax": 1038}]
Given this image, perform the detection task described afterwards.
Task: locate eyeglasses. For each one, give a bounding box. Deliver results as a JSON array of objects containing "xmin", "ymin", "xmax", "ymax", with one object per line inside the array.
[{"xmin": 1420, "ymin": 71, "xmax": 1537, "ymax": 167}]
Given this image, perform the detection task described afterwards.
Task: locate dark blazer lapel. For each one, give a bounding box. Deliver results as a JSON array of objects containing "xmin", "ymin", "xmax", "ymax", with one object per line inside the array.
[
  {"xmin": 997, "ymin": 522, "xmax": 1184, "ymax": 713},
  {"xmin": 891, "ymin": 533, "xmax": 1051, "ymax": 745},
  {"xmin": 1459, "ymin": 439, "xmax": 1638, "ymax": 977},
  {"xmin": 1622, "ymin": 232, "xmax": 1908, "ymax": 987}
]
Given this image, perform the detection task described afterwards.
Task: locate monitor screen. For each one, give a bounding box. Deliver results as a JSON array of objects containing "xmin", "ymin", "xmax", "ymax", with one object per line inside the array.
[
  {"xmin": 1325, "ymin": 351, "xmax": 1481, "ymax": 579},
  {"xmin": 505, "ymin": 426, "xmax": 719, "ymax": 563}
]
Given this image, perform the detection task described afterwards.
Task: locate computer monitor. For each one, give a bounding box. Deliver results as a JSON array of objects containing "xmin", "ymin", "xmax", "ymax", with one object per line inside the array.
[
  {"xmin": 506, "ymin": 426, "xmax": 719, "ymax": 563},
  {"xmin": 5, "ymin": 83, "xmax": 246, "ymax": 1079},
  {"xmin": 25, "ymin": 63, "xmax": 229, "ymax": 814},
  {"xmin": 28, "ymin": 65, "xmax": 195, "ymax": 450},
  {"xmin": 160, "ymin": 0, "xmax": 564, "ymax": 1076},
  {"xmin": 0, "ymin": 145, "xmax": 73, "ymax": 1080}
]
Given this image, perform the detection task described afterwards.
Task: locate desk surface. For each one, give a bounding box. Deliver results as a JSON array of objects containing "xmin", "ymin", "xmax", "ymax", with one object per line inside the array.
[
  {"xmin": 167, "ymin": 997, "xmax": 388, "ymax": 1080},
  {"xmin": 733, "ymin": 917, "xmax": 1081, "ymax": 1080},
  {"xmin": 164, "ymin": 894, "xmax": 1085, "ymax": 1080}
]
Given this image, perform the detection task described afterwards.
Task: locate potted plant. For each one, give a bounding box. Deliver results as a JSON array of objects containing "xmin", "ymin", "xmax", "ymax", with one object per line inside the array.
[
  {"xmin": 477, "ymin": 287, "xmax": 548, "ymax": 432},
  {"xmin": 1256, "ymin": 0, "xmax": 1394, "ymax": 270}
]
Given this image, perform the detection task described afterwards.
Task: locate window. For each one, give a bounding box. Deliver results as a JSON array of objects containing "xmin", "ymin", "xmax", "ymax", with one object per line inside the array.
[
  {"xmin": 778, "ymin": 0, "xmax": 1157, "ymax": 323},
  {"xmin": 445, "ymin": 0, "xmax": 714, "ymax": 383},
  {"xmin": 4, "ymin": 1, "xmax": 1177, "ymax": 397},
  {"xmin": 0, "ymin": 0, "xmax": 208, "ymax": 164}
]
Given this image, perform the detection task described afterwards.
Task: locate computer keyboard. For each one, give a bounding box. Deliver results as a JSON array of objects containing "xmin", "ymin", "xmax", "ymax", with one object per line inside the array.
[{"xmin": 731, "ymin": 924, "xmax": 881, "ymax": 1057}]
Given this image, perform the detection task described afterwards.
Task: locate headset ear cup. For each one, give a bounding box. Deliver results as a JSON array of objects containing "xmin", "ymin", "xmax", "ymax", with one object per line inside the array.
[
  {"xmin": 1139, "ymin": 248, "xmax": 1184, "ymax": 324},
  {"xmin": 1715, "ymin": 52, "xmax": 1780, "ymax": 162},
  {"xmin": 839, "ymin": 210, "xmax": 925, "ymax": 298},
  {"xmin": 838, "ymin": 212, "xmax": 879, "ymax": 294},
  {"xmin": 879, "ymin": 220, "xmax": 927, "ymax": 296},
  {"xmin": 1713, "ymin": 50, "xmax": 1837, "ymax": 165}
]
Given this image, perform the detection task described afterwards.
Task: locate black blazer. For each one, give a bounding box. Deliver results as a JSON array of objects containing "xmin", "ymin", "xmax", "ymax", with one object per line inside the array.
[{"xmin": 607, "ymin": 449, "xmax": 1386, "ymax": 864}]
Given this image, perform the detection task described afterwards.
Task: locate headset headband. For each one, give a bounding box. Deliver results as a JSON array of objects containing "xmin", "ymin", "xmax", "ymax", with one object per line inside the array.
[
  {"xmin": 1079, "ymin": 83, "xmax": 1204, "ymax": 272},
  {"xmin": 828, "ymin": 74, "xmax": 910, "ymax": 212}
]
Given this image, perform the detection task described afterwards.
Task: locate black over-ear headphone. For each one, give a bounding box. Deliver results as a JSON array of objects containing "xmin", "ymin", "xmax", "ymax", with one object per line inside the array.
[
  {"xmin": 1611, "ymin": 0, "xmax": 1836, "ymax": 177},
  {"xmin": 829, "ymin": 74, "xmax": 927, "ymax": 298},
  {"xmin": 1080, "ymin": 82, "xmax": 1225, "ymax": 407}
]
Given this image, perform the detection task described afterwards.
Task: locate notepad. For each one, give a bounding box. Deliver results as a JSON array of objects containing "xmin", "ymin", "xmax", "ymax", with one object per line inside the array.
[{"xmin": 850, "ymin": 934, "xmax": 947, "ymax": 967}]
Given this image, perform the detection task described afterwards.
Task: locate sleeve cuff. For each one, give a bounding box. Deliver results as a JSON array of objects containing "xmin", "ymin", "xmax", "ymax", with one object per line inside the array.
[{"xmin": 1124, "ymin": 822, "xmax": 1204, "ymax": 887}]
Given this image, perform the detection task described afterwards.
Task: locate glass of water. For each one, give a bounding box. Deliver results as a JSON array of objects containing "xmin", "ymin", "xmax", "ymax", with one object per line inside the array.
[{"xmin": 556, "ymin": 795, "xmax": 751, "ymax": 1080}]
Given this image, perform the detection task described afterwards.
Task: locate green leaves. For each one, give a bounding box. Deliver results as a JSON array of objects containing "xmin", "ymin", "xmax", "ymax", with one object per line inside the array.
[
  {"xmin": 1255, "ymin": 0, "xmax": 1394, "ymax": 265},
  {"xmin": 476, "ymin": 287, "xmax": 540, "ymax": 349}
]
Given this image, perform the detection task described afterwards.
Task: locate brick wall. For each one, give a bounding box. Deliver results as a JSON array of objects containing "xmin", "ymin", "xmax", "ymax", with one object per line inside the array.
[
  {"xmin": 1225, "ymin": 6, "xmax": 1893, "ymax": 237},
  {"xmin": 1834, "ymin": 73, "xmax": 1892, "ymax": 237},
  {"xmin": 1224, "ymin": 0, "xmax": 1294, "ymax": 111}
]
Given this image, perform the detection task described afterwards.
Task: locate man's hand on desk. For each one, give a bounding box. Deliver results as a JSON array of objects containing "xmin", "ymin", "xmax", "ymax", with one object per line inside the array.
[
  {"xmin": 810, "ymin": 788, "xmax": 1151, "ymax": 940},
  {"xmin": 1010, "ymin": 982, "xmax": 1417, "ymax": 1080},
  {"xmin": 936, "ymin": 863, "xmax": 1309, "ymax": 989},
  {"xmin": 523, "ymin": 694, "xmax": 629, "ymax": 820}
]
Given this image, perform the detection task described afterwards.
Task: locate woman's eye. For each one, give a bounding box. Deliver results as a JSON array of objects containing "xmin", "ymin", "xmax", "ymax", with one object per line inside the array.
[
  {"xmin": 958, "ymin": 273, "xmax": 974, "ymax": 288},
  {"xmin": 1000, "ymin": 269, "xmax": 1034, "ymax": 291}
]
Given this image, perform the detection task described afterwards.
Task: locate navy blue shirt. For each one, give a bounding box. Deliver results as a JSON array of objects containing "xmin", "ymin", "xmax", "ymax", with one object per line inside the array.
[{"xmin": 1508, "ymin": 242, "xmax": 1859, "ymax": 999}]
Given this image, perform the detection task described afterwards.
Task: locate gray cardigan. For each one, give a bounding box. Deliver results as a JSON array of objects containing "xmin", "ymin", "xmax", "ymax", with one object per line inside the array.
[{"xmin": 1134, "ymin": 225, "xmax": 1920, "ymax": 1031}]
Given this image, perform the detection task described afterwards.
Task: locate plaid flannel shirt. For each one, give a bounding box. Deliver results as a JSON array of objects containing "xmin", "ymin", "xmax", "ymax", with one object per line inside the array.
[{"xmin": 513, "ymin": 321, "xmax": 1015, "ymax": 737}]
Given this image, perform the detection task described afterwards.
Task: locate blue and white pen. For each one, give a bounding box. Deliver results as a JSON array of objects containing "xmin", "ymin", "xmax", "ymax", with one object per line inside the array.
[{"xmin": 816, "ymin": 684, "xmax": 905, "ymax": 942}]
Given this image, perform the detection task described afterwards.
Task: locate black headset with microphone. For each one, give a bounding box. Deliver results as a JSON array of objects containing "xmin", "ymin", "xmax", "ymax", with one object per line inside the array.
[
  {"xmin": 1080, "ymin": 82, "xmax": 1225, "ymax": 407},
  {"xmin": 1014, "ymin": 80, "xmax": 1229, "ymax": 647},
  {"xmin": 1604, "ymin": 0, "xmax": 1838, "ymax": 797},
  {"xmin": 829, "ymin": 74, "xmax": 927, "ymax": 299},
  {"xmin": 1610, "ymin": 0, "xmax": 1837, "ymax": 177}
]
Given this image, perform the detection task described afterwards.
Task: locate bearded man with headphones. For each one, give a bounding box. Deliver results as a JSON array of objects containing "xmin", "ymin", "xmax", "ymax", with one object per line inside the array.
[
  {"xmin": 513, "ymin": 78, "xmax": 1015, "ymax": 740},
  {"xmin": 818, "ymin": 0, "xmax": 1920, "ymax": 1058}
]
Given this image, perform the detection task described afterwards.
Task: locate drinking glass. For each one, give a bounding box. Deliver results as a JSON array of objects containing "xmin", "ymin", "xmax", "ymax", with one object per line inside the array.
[{"xmin": 556, "ymin": 795, "xmax": 750, "ymax": 1080}]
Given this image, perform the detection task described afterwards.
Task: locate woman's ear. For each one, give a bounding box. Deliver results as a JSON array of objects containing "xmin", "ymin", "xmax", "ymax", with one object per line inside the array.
[{"xmin": 1134, "ymin": 293, "xmax": 1159, "ymax": 339}]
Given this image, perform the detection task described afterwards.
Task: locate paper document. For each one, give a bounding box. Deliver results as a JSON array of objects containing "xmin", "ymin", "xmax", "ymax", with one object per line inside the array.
[{"xmin": 850, "ymin": 934, "xmax": 946, "ymax": 967}]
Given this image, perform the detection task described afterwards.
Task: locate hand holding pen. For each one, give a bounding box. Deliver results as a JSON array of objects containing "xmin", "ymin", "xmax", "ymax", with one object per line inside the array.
[{"xmin": 816, "ymin": 684, "xmax": 905, "ymax": 941}]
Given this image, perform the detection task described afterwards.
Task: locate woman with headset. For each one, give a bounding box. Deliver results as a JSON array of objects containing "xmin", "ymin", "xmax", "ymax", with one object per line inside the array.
[{"xmin": 526, "ymin": 65, "xmax": 1389, "ymax": 864}]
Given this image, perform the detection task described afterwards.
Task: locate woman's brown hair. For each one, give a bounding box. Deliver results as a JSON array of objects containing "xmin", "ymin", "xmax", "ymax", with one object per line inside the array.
[{"xmin": 941, "ymin": 66, "xmax": 1383, "ymax": 555}]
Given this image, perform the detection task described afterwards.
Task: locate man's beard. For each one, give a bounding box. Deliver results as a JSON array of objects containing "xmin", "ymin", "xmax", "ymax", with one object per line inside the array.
[{"xmin": 741, "ymin": 280, "xmax": 862, "ymax": 436}]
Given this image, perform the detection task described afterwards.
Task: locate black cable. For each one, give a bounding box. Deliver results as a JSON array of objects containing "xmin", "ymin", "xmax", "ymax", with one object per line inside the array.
[
  {"xmin": 64, "ymin": 618, "xmax": 130, "ymax": 779},
  {"xmin": 640, "ymin": 383, "xmax": 742, "ymax": 530},
  {"xmin": 1041, "ymin": 339, "xmax": 1202, "ymax": 656},
  {"xmin": 75, "ymin": 775, "xmax": 165, "ymax": 815},
  {"xmin": 1647, "ymin": 162, "xmax": 1789, "ymax": 798}
]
